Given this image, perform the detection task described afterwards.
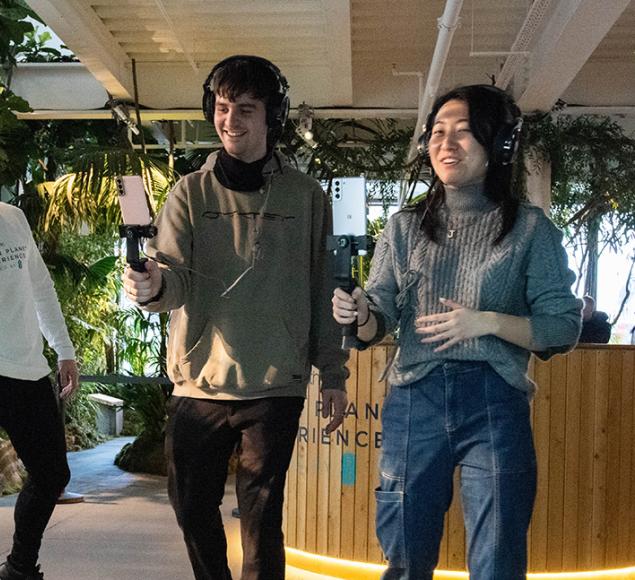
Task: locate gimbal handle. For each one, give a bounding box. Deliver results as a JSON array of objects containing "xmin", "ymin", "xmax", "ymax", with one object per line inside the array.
[
  {"xmin": 119, "ymin": 224, "xmax": 158, "ymax": 304},
  {"xmin": 327, "ymin": 234, "xmax": 373, "ymax": 350}
]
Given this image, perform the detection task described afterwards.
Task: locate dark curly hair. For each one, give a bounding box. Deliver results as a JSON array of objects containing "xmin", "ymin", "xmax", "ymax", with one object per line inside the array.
[{"xmin": 211, "ymin": 57, "xmax": 282, "ymax": 106}]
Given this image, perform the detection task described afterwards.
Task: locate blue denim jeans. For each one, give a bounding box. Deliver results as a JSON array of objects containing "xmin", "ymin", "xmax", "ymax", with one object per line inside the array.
[{"xmin": 376, "ymin": 362, "xmax": 536, "ymax": 580}]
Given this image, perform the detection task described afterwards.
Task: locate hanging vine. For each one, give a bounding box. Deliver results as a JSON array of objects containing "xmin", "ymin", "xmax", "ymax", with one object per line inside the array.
[
  {"xmin": 523, "ymin": 110, "xmax": 635, "ymax": 323},
  {"xmin": 523, "ymin": 111, "xmax": 635, "ymax": 246}
]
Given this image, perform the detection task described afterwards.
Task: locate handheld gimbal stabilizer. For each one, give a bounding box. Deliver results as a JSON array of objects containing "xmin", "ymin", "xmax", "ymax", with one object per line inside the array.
[
  {"xmin": 328, "ymin": 234, "xmax": 373, "ymax": 350},
  {"xmin": 328, "ymin": 177, "xmax": 371, "ymax": 350},
  {"xmin": 116, "ymin": 176, "xmax": 157, "ymax": 306},
  {"xmin": 118, "ymin": 223, "xmax": 157, "ymax": 273}
]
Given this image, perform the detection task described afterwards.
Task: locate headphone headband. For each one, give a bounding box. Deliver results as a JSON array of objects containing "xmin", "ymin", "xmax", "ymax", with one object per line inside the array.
[{"xmin": 206, "ymin": 55, "xmax": 289, "ymax": 97}]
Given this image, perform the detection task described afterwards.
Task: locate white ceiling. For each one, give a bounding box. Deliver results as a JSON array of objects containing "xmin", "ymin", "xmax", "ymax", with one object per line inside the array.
[{"xmin": 16, "ymin": 0, "xmax": 635, "ymax": 127}]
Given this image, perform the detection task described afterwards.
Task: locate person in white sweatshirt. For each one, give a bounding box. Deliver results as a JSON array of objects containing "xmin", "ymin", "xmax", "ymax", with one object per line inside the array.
[{"xmin": 0, "ymin": 202, "xmax": 79, "ymax": 580}]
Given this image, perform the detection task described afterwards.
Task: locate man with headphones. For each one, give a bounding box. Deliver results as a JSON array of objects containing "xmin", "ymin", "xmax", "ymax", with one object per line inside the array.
[{"xmin": 123, "ymin": 55, "xmax": 348, "ymax": 580}]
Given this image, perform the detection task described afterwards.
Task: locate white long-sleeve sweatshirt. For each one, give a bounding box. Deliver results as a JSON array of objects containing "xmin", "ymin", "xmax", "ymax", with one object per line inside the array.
[{"xmin": 0, "ymin": 202, "xmax": 75, "ymax": 381}]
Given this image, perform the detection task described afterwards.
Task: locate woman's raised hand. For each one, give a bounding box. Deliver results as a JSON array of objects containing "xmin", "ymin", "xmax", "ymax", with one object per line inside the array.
[{"xmin": 415, "ymin": 297, "xmax": 494, "ymax": 352}]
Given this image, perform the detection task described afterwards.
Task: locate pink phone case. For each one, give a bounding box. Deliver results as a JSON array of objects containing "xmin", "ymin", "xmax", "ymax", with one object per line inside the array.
[{"xmin": 116, "ymin": 176, "xmax": 152, "ymax": 225}]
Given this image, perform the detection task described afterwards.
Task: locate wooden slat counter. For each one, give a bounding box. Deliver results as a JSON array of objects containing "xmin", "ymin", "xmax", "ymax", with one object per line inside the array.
[{"xmin": 283, "ymin": 344, "xmax": 635, "ymax": 577}]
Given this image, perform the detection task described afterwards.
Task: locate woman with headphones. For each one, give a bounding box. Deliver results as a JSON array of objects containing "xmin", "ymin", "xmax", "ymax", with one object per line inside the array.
[{"xmin": 332, "ymin": 85, "xmax": 582, "ymax": 579}]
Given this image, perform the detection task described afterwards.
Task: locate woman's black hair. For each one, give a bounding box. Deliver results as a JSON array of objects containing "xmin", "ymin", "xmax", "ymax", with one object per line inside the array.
[{"xmin": 416, "ymin": 84, "xmax": 523, "ymax": 245}]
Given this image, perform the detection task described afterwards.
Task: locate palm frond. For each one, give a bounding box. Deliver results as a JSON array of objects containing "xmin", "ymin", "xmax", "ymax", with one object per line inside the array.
[{"xmin": 39, "ymin": 149, "xmax": 175, "ymax": 235}]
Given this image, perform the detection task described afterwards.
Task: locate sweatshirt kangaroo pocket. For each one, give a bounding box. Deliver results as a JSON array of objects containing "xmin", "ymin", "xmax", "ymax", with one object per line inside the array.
[{"xmin": 176, "ymin": 315, "xmax": 307, "ymax": 389}]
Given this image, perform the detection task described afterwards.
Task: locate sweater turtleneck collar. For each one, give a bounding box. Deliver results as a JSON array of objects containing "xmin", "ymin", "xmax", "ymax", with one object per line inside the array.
[
  {"xmin": 213, "ymin": 148, "xmax": 268, "ymax": 191},
  {"xmin": 443, "ymin": 182, "xmax": 497, "ymax": 214}
]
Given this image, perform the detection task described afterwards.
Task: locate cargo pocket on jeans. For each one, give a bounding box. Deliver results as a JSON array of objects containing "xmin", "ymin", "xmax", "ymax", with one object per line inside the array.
[{"xmin": 375, "ymin": 486, "xmax": 406, "ymax": 566}]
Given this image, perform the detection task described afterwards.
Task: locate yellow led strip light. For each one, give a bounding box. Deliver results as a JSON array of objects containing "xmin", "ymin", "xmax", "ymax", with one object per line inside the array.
[{"xmin": 286, "ymin": 548, "xmax": 635, "ymax": 580}]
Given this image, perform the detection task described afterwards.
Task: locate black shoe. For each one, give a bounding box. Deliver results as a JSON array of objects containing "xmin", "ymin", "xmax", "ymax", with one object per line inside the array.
[{"xmin": 0, "ymin": 561, "xmax": 44, "ymax": 580}]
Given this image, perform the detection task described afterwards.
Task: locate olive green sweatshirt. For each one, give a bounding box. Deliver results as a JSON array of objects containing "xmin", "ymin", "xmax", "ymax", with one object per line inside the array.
[{"xmin": 143, "ymin": 152, "xmax": 348, "ymax": 400}]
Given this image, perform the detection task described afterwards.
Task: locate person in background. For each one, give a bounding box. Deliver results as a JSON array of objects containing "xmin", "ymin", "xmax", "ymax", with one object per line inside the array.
[
  {"xmin": 0, "ymin": 202, "xmax": 80, "ymax": 580},
  {"xmin": 578, "ymin": 295, "xmax": 611, "ymax": 344},
  {"xmin": 122, "ymin": 55, "xmax": 348, "ymax": 580},
  {"xmin": 333, "ymin": 85, "xmax": 581, "ymax": 580}
]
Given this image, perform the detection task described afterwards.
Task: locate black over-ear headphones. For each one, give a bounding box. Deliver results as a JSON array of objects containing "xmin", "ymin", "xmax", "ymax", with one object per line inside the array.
[
  {"xmin": 487, "ymin": 86, "xmax": 523, "ymax": 166},
  {"xmin": 420, "ymin": 85, "xmax": 523, "ymax": 166},
  {"xmin": 202, "ymin": 55, "xmax": 290, "ymax": 135}
]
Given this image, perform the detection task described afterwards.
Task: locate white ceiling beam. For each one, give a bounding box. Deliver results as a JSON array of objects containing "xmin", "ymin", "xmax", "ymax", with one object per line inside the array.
[
  {"xmin": 517, "ymin": 0, "xmax": 631, "ymax": 111},
  {"xmin": 320, "ymin": 0, "xmax": 353, "ymax": 105},
  {"xmin": 26, "ymin": 0, "xmax": 134, "ymax": 100},
  {"xmin": 559, "ymin": 106, "xmax": 635, "ymax": 117},
  {"xmin": 495, "ymin": 0, "xmax": 553, "ymax": 90},
  {"xmin": 153, "ymin": 0, "xmax": 199, "ymax": 74}
]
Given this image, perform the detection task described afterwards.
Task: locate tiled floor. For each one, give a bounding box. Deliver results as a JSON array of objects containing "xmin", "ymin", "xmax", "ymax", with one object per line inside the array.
[{"xmin": 0, "ymin": 437, "xmax": 339, "ymax": 579}]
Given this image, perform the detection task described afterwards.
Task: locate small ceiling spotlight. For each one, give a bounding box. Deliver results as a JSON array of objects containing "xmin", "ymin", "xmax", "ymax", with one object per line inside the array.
[
  {"xmin": 107, "ymin": 98, "xmax": 140, "ymax": 135},
  {"xmin": 297, "ymin": 101, "xmax": 316, "ymax": 147}
]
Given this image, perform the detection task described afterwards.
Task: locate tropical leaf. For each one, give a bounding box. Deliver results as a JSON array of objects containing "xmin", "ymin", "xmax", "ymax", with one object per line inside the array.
[
  {"xmin": 42, "ymin": 251, "xmax": 90, "ymax": 284},
  {"xmin": 0, "ymin": 84, "xmax": 30, "ymax": 112},
  {"xmin": 40, "ymin": 150, "xmax": 174, "ymax": 235},
  {"xmin": 87, "ymin": 255, "xmax": 118, "ymax": 281},
  {"xmin": 0, "ymin": 84, "xmax": 33, "ymax": 186}
]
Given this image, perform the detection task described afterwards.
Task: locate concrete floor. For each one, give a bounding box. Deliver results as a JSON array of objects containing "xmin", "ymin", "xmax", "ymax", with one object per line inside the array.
[{"xmin": 0, "ymin": 438, "xmax": 338, "ymax": 580}]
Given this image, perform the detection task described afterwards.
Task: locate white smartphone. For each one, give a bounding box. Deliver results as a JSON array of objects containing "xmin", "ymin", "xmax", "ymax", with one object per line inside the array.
[
  {"xmin": 116, "ymin": 175, "xmax": 152, "ymax": 225},
  {"xmin": 331, "ymin": 177, "xmax": 367, "ymax": 236}
]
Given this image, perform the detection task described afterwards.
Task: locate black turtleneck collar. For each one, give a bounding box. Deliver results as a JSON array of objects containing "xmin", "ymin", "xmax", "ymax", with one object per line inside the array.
[{"xmin": 213, "ymin": 148, "xmax": 268, "ymax": 191}]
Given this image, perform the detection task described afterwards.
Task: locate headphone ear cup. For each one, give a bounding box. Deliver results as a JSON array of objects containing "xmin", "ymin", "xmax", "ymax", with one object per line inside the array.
[
  {"xmin": 418, "ymin": 111, "xmax": 436, "ymax": 167},
  {"xmin": 492, "ymin": 117, "xmax": 523, "ymax": 165},
  {"xmin": 417, "ymin": 133, "xmax": 431, "ymax": 166},
  {"xmin": 266, "ymin": 95, "xmax": 289, "ymax": 130},
  {"xmin": 202, "ymin": 68, "xmax": 216, "ymax": 124},
  {"xmin": 202, "ymin": 89, "xmax": 214, "ymax": 124},
  {"xmin": 265, "ymin": 95, "xmax": 290, "ymax": 150},
  {"xmin": 279, "ymin": 95, "xmax": 290, "ymax": 128}
]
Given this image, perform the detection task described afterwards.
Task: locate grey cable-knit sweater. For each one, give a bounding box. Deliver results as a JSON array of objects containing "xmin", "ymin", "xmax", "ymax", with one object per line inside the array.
[{"xmin": 362, "ymin": 187, "xmax": 582, "ymax": 396}]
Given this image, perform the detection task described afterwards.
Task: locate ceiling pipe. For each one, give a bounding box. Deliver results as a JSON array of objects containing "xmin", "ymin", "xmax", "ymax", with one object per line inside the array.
[
  {"xmin": 401, "ymin": 0, "xmax": 465, "ymax": 205},
  {"xmin": 410, "ymin": 0, "xmax": 464, "ymax": 148}
]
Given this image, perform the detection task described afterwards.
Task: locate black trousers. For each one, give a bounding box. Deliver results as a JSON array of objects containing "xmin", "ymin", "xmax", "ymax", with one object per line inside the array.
[
  {"xmin": 165, "ymin": 395, "xmax": 304, "ymax": 580},
  {"xmin": 0, "ymin": 375, "xmax": 70, "ymax": 571}
]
